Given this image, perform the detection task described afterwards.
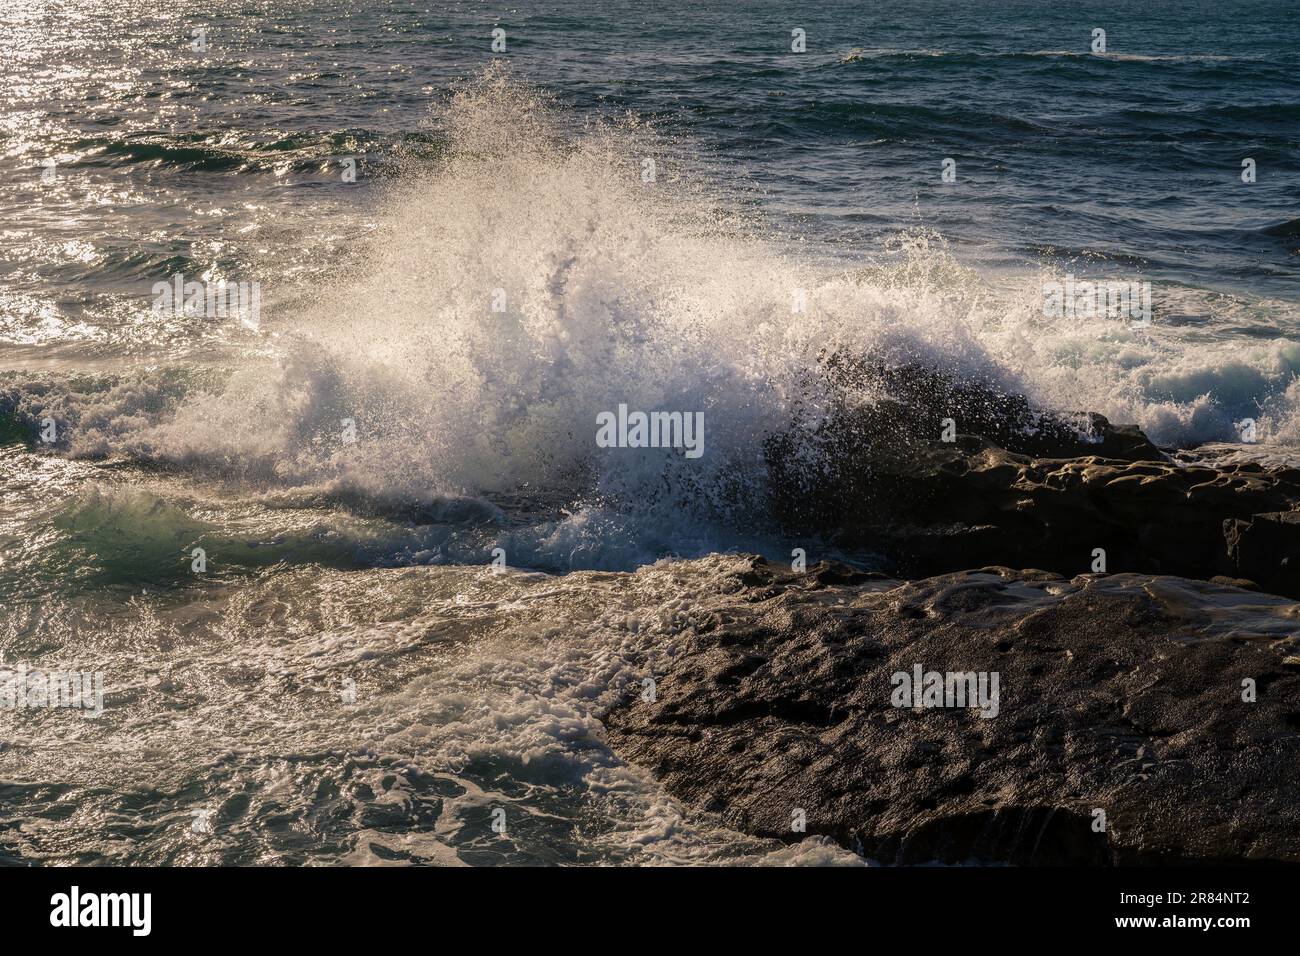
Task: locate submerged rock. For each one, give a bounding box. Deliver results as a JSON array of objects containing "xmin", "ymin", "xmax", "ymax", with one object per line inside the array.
[{"xmin": 604, "ymin": 558, "xmax": 1300, "ymax": 865}]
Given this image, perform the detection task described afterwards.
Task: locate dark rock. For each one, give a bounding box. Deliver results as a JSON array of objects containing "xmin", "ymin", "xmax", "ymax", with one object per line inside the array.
[
  {"xmin": 765, "ymin": 357, "xmax": 1164, "ymax": 532},
  {"xmin": 865, "ymin": 446, "xmax": 1300, "ymax": 592},
  {"xmin": 1225, "ymin": 512, "xmax": 1300, "ymax": 598},
  {"xmin": 762, "ymin": 356, "xmax": 1300, "ymax": 595},
  {"xmin": 604, "ymin": 558, "xmax": 1300, "ymax": 865}
]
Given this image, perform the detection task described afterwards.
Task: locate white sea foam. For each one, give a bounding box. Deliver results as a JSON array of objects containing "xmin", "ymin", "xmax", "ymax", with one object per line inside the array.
[
  {"xmin": 7, "ymin": 68, "xmax": 1300, "ymax": 549},
  {"xmin": 8, "ymin": 74, "xmax": 1010, "ymax": 507},
  {"xmin": 0, "ymin": 552, "xmax": 869, "ymax": 865}
]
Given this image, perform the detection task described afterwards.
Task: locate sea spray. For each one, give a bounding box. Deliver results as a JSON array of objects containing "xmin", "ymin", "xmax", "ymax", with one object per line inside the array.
[{"xmin": 9, "ymin": 69, "xmax": 1298, "ymax": 537}]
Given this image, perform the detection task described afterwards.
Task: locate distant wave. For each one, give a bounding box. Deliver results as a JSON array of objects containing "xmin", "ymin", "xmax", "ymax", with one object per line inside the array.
[
  {"xmin": 1262, "ymin": 217, "xmax": 1300, "ymax": 238},
  {"xmin": 65, "ymin": 130, "xmax": 429, "ymax": 174},
  {"xmin": 749, "ymin": 100, "xmax": 1052, "ymax": 139},
  {"xmin": 830, "ymin": 48, "xmax": 1249, "ymax": 64},
  {"xmin": 1260, "ymin": 218, "xmax": 1300, "ymax": 255}
]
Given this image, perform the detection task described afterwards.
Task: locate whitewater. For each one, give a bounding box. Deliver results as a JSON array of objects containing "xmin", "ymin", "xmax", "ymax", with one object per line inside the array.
[{"xmin": 8, "ymin": 72, "xmax": 1300, "ymax": 571}]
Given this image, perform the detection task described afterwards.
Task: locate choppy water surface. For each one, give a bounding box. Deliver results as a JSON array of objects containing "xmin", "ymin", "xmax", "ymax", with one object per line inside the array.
[{"xmin": 1, "ymin": 0, "xmax": 1297, "ymax": 864}]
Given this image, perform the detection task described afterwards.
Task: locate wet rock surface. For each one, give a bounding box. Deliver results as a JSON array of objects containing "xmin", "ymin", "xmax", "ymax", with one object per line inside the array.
[
  {"xmin": 864, "ymin": 441, "xmax": 1300, "ymax": 594},
  {"xmin": 764, "ymin": 361, "xmax": 1300, "ymax": 596},
  {"xmin": 604, "ymin": 559, "xmax": 1300, "ymax": 864},
  {"xmin": 623, "ymin": 367, "xmax": 1300, "ymax": 864}
]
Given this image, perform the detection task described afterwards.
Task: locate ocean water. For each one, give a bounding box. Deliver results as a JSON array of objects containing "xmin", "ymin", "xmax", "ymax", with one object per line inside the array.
[{"xmin": 0, "ymin": 0, "xmax": 1297, "ymax": 865}]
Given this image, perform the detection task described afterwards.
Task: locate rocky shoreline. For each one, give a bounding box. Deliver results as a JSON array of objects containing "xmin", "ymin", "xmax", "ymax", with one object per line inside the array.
[
  {"xmin": 604, "ymin": 559, "xmax": 1300, "ymax": 864},
  {"xmin": 607, "ymin": 385, "xmax": 1300, "ymax": 864},
  {"xmin": 765, "ymin": 362, "xmax": 1300, "ymax": 597}
]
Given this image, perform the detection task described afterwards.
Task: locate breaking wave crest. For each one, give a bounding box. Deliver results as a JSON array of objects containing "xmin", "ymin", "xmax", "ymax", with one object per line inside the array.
[{"xmin": 5, "ymin": 68, "xmax": 1300, "ymax": 569}]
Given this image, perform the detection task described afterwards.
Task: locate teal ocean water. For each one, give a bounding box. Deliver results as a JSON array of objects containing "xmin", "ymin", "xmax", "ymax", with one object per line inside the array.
[{"xmin": 1, "ymin": 0, "xmax": 1297, "ymax": 864}]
